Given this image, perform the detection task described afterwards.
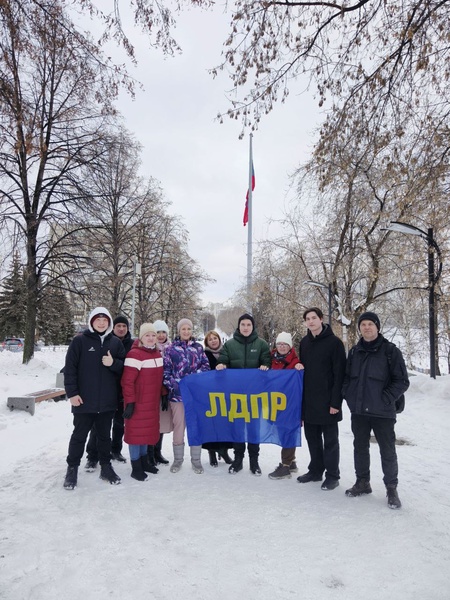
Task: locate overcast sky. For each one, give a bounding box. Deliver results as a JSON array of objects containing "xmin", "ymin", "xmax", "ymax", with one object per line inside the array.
[{"xmin": 110, "ymin": 6, "xmax": 322, "ymax": 305}]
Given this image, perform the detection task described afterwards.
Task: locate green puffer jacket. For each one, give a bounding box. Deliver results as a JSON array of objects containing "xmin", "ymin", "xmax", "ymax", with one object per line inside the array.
[{"xmin": 218, "ymin": 329, "xmax": 271, "ymax": 369}]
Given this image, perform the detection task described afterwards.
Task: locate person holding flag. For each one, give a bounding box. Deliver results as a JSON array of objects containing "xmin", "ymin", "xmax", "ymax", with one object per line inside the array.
[{"xmin": 216, "ymin": 313, "xmax": 271, "ymax": 475}]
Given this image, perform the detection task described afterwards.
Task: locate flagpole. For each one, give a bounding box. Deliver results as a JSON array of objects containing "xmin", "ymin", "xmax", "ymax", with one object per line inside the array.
[{"xmin": 247, "ymin": 133, "xmax": 253, "ymax": 312}]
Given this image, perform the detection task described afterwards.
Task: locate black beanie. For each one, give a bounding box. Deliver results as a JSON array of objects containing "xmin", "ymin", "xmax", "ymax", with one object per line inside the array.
[
  {"xmin": 113, "ymin": 315, "xmax": 129, "ymax": 328},
  {"xmin": 358, "ymin": 311, "xmax": 381, "ymax": 331},
  {"xmin": 238, "ymin": 313, "xmax": 255, "ymax": 329}
]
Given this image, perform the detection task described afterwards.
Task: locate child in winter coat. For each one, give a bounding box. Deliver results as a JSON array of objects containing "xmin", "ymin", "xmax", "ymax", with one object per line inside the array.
[
  {"xmin": 268, "ymin": 332, "xmax": 304, "ymax": 480},
  {"xmin": 121, "ymin": 323, "xmax": 164, "ymax": 481}
]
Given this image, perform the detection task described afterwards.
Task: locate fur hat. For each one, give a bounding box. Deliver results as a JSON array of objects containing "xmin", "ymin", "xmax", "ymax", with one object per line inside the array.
[
  {"xmin": 358, "ymin": 311, "xmax": 381, "ymax": 331},
  {"xmin": 177, "ymin": 318, "xmax": 193, "ymax": 333},
  {"xmin": 276, "ymin": 332, "xmax": 293, "ymax": 348},
  {"xmin": 153, "ymin": 319, "xmax": 169, "ymax": 334},
  {"xmin": 238, "ymin": 313, "xmax": 255, "ymax": 329},
  {"xmin": 139, "ymin": 323, "xmax": 157, "ymax": 339},
  {"xmin": 113, "ymin": 315, "xmax": 129, "ymax": 328}
]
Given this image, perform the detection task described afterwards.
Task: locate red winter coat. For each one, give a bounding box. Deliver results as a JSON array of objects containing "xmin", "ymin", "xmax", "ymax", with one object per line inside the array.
[
  {"xmin": 121, "ymin": 341, "xmax": 163, "ymax": 445},
  {"xmin": 271, "ymin": 347, "xmax": 301, "ymax": 370}
]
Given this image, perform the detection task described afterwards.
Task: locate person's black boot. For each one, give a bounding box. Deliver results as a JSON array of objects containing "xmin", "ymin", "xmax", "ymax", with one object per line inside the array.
[
  {"xmin": 386, "ymin": 485, "xmax": 402, "ymax": 509},
  {"xmin": 131, "ymin": 459, "xmax": 148, "ymax": 481},
  {"xmin": 229, "ymin": 454, "xmax": 244, "ymax": 474},
  {"xmin": 217, "ymin": 447, "xmax": 233, "ymax": 464},
  {"xmin": 63, "ymin": 466, "xmax": 78, "ymax": 490},
  {"xmin": 147, "ymin": 446, "xmax": 159, "ymax": 468},
  {"xmin": 345, "ymin": 478, "xmax": 372, "ymax": 497},
  {"xmin": 111, "ymin": 451, "xmax": 127, "ymax": 463},
  {"xmin": 154, "ymin": 434, "xmax": 169, "ymax": 465},
  {"xmin": 249, "ymin": 456, "xmax": 262, "ymax": 476},
  {"xmin": 208, "ymin": 450, "xmax": 218, "ymax": 467},
  {"xmin": 142, "ymin": 453, "xmax": 159, "ymax": 474},
  {"xmin": 99, "ymin": 463, "xmax": 121, "ymax": 485}
]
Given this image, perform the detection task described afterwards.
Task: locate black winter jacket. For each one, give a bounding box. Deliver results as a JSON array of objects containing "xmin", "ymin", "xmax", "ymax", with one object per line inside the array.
[
  {"xmin": 299, "ymin": 324, "xmax": 347, "ymax": 424},
  {"xmin": 342, "ymin": 334, "xmax": 409, "ymax": 419},
  {"xmin": 64, "ymin": 329, "xmax": 126, "ymax": 414},
  {"xmin": 116, "ymin": 331, "xmax": 133, "ymax": 355}
]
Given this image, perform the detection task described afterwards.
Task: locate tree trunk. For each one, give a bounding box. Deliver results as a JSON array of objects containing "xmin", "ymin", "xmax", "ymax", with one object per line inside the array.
[{"xmin": 23, "ymin": 229, "xmax": 38, "ymax": 365}]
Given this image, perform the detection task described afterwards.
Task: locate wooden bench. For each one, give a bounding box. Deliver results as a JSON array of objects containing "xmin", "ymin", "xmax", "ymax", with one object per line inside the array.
[{"xmin": 7, "ymin": 388, "xmax": 66, "ymax": 416}]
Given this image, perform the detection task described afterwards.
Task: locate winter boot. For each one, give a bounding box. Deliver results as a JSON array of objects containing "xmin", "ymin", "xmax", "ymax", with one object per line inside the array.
[
  {"xmin": 297, "ymin": 471, "xmax": 323, "ymax": 483},
  {"xmin": 170, "ymin": 444, "xmax": 185, "ymax": 473},
  {"xmin": 111, "ymin": 451, "xmax": 127, "ymax": 463},
  {"xmin": 386, "ymin": 485, "xmax": 402, "ymax": 509},
  {"xmin": 208, "ymin": 450, "xmax": 218, "ymax": 467},
  {"xmin": 345, "ymin": 478, "xmax": 372, "ymax": 497},
  {"xmin": 268, "ymin": 463, "xmax": 291, "ymax": 480},
  {"xmin": 85, "ymin": 458, "xmax": 98, "ymax": 472},
  {"xmin": 249, "ymin": 456, "xmax": 262, "ymax": 476},
  {"xmin": 229, "ymin": 454, "xmax": 244, "ymax": 474},
  {"xmin": 154, "ymin": 434, "xmax": 169, "ymax": 465},
  {"xmin": 63, "ymin": 466, "xmax": 78, "ymax": 490},
  {"xmin": 145, "ymin": 447, "xmax": 159, "ymax": 473},
  {"xmin": 190, "ymin": 445, "xmax": 204, "ymax": 474},
  {"xmin": 141, "ymin": 454, "xmax": 159, "ymax": 475},
  {"xmin": 99, "ymin": 463, "xmax": 121, "ymax": 485},
  {"xmin": 321, "ymin": 477, "xmax": 340, "ymax": 491},
  {"xmin": 217, "ymin": 447, "xmax": 233, "ymax": 464},
  {"xmin": 131, "ymin": 459, "xmax": 148, "ymax": 481}
]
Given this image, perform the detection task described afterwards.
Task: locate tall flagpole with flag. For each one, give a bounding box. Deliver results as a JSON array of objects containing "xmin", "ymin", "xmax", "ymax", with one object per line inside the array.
[{"xmin": 243, "ymin": 133, "xmax": 254, "ymax": 311}]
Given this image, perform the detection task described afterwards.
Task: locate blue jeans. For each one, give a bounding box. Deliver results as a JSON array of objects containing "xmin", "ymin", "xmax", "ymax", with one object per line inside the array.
[{"xmin": 129, "ymin": 444, "xmax": 148, "ymax": 461}]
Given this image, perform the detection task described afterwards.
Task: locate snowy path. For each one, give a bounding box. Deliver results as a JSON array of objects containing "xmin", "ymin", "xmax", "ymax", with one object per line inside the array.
[{"xmin": 0, "ymin": 352, "xmax": 449, "ymax": 600}]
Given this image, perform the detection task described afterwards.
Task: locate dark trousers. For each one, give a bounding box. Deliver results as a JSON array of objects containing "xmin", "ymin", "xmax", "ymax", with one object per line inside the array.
[
  {"xmin": 281, "ymin": 448, "xmax": 296, "ymax": 465},
  {"xmin": 67, "ymin": 412, "xmax": 115, "ymax": 467},
  {"xmin": 304, "ymin": 422, "xmax": 340, "ymax": 480},
  {"xmin": 233, "ymin": 442, "xmax": 260, "ymax": 459},
  {"xmin": 351, "ymin": 414, "xmax": 398, "ymax": 486},
  {"xmin": 87, "ymin": 401, "xmax": 124, "ymax": 460}
]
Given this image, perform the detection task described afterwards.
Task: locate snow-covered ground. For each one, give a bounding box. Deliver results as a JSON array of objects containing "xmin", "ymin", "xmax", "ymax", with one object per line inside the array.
[{"xmin": 0, "ymin": 349, "xmax": 449, "ymax": 600}]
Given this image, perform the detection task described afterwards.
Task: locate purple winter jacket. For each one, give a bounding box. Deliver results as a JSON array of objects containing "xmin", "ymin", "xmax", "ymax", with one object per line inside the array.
[{"xmin": 163, "ymin": 337, "xmax": 210, "ymax": 402}]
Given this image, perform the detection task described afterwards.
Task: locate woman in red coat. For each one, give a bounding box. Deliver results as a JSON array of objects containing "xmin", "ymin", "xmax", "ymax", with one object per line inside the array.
[
  {"xmin": 122, "ymin": 323, "xmax": 163, "ymax": 481},
  {"xmin": 268, "ymin": 332, "xmax": 304, "ymax": 481}
]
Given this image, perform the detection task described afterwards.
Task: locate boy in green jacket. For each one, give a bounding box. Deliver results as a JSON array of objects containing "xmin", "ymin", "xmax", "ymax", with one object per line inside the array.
[{"xmin": 216, "ymin": 313, "xmax": 271, "ymax": 475}]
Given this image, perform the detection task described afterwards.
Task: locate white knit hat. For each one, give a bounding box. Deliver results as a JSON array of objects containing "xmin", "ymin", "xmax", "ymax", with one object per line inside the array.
[
  {"xmin": 139, "ymin": 323, "xmax": 157, "ymax": 339},
  {"xmin": 153, "ymin": 320, "xmax": 169, "ymax": 334},
  {"xmin": 276, "ymin": 332, "xmax": 293, "ymax": 348}
]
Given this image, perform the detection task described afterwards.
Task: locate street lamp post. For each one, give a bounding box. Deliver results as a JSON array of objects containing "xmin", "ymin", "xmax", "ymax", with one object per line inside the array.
[{"xmin": 385, "ymin": 221, "xmax": 442, "ymax": 378}]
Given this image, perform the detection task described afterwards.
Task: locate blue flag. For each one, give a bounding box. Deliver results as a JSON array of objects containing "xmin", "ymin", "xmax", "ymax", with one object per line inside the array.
[{"xmin": 180, "ymin": 369, "xmax": 303, "ymax": 447}]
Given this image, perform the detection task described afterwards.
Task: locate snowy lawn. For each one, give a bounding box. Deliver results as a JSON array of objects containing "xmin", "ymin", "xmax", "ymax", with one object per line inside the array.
[{"xmin": 0, "ymin": 350, "xmax": 449, "ymax": 600}]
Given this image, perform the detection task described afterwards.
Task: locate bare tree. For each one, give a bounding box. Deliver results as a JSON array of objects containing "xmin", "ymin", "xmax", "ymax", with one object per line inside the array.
[{"xmin": 0, "ymin": 0, "xmax": 123, "ymax": 362}]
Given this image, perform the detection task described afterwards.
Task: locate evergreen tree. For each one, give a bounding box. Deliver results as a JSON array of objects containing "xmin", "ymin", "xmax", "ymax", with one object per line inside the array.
[
  {"xmin": 37, "ymin": 286, "xmax": 75, "ymax": 345},
  {"xmin": 0, "ymin": 255, "xmax": 27, "ymax": 338}
]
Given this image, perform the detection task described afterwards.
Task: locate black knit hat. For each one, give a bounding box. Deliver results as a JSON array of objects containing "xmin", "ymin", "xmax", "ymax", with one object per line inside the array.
[
  {"xmin": 113, "ymin": 315, "xmax": 129, "ymax": 328},
  {"xmin": 358, "ymin": 311, "xmax": 381, "ymax": 331},
  {"xmin": 238, "ymin": 313, "xmax": 255, "ymax": 329}
]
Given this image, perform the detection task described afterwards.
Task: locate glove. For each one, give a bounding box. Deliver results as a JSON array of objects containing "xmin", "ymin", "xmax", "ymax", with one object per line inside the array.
[
  {"xmin": 161, "ymin": 395, "xmax": 169, "ymax": 411},
  {"xmin": 123, "ymin": 403, "xmax": 135, "ymax": 419}
]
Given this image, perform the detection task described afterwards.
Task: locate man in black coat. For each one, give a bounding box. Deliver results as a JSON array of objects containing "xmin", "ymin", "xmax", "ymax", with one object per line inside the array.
[
  {"xmin": 342, "ymin": 311, "xmax": 410, "ymax": 509},
  {"xmin": 63, "ymin": 307, "xmax": 126, "ymax": 490},
  {"xmin": 85, "ymin": 315, "xmax": 132, "ymax": 467},
  {"xmin": 297, "ymin": 307, "xmax": 346, "ymax": 491}
]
